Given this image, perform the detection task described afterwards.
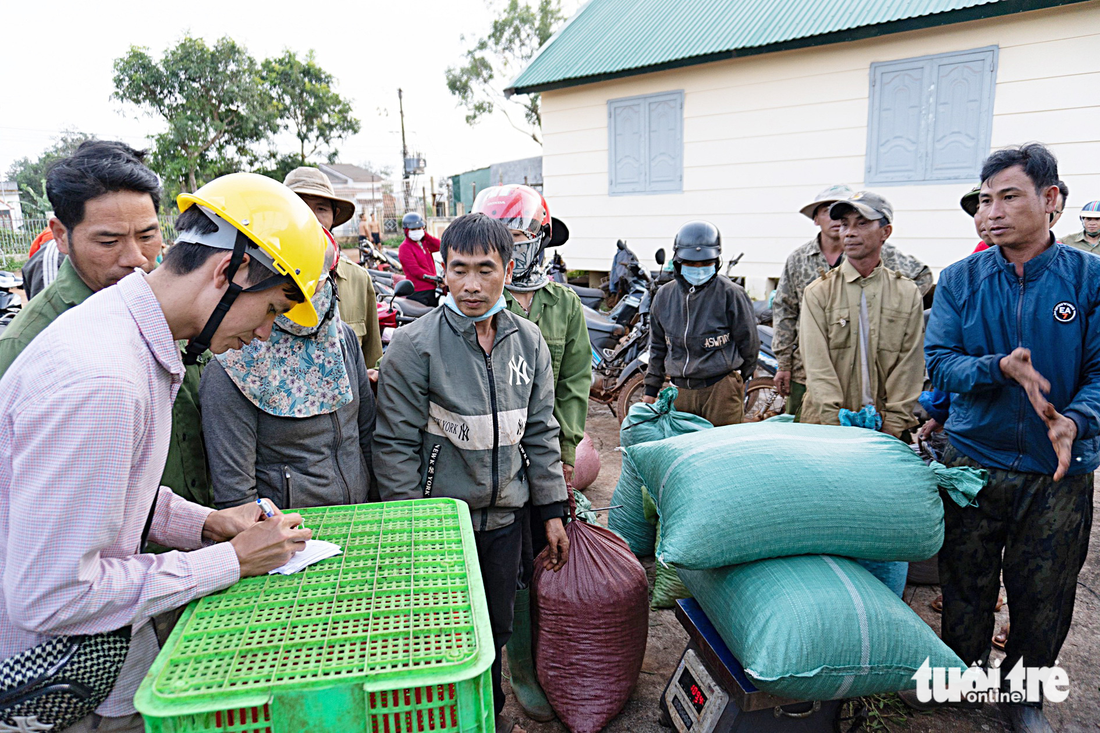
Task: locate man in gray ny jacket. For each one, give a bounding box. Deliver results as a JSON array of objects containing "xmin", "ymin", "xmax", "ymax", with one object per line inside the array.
[{"xmin": 373, "ymin": 213, "xmax": 569, "ymax": 729}]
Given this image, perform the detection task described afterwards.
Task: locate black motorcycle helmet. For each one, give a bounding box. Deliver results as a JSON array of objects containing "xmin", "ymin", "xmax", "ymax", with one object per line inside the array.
[
  {"xmin": 402, "ymin": 212, "xmax": 426, "ymax": 230},
  {"xmin": 673, "ymin": 221, "xmax": 722, "ymax": 283},
  {"xmin": 673, "ymin": 220, "xmax": 722, "ymax": 263}
]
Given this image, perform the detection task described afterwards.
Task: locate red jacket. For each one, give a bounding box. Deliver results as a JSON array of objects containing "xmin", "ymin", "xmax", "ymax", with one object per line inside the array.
[
  {"xmin": 398, "ymin": 233, "xmax": 441, "ymax": 292},
  {"xmin": 27, "ymin": 228, "xmax": 53, "ymax": 258}
]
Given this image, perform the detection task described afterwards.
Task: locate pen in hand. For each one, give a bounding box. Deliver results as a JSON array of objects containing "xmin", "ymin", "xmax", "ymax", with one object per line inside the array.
[
  {"xmin": 257, "ymin": 498, "xmax": 276, "ymax": 518},
  {"xmin": 257, "ymin": 497, "xmax": 306, "ymax": 531}
]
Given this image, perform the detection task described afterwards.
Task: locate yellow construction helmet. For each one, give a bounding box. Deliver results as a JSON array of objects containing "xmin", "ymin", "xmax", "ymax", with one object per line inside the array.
[{"xmin": 177, "ymin": 173, "xmax": 327, "ymax": 330}]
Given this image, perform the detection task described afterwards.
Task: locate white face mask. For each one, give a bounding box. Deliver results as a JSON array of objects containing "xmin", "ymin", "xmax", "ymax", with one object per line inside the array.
[
  {"xmin": 409, "ymin": 229, "xmax": 425, "ymax": 242},
  {"xmin": 681, "ymin": 264, "xmax": 715, "ymax": 286}
]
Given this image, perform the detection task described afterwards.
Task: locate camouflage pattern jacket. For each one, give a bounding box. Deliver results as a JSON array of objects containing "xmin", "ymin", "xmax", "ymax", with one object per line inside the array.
[{"xmin": 773, "ymin": 235, "xmax": 933, "ymax": 381}]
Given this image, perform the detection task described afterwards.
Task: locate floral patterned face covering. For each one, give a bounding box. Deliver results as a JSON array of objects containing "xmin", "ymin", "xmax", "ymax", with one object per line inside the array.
[{"xmin": 216, "ymin": 279, "xmax": 353, "ymax": 418}]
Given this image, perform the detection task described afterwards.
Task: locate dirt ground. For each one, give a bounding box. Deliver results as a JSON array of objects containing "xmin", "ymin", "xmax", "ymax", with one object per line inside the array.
[{"xmin": 501, "ymin": 400, "xmax": 1100, "ymax": 733}]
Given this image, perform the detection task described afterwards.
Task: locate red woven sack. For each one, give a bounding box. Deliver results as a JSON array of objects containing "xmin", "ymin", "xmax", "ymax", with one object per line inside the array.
[
  {"xmin": 572, "ymin": 433, "xmax": 601, "ymax": 490},
  {"xmin": 532, "ymin": 514, "xmax": 649, "ymax": 732}
]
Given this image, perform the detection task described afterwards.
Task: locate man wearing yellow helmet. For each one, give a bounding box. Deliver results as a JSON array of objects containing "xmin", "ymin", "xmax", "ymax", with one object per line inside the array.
[{"xmin": 0, "ymin": 172, "xmax": 325, "ymax": 732}]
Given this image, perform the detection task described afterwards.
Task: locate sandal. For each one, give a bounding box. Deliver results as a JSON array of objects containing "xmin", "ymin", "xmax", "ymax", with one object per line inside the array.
[
  {"xmin": 496, "ymin": 714, "xmax": 527, "ymax": 733},
  {"xmin": 992, "ymin": 622, "xmax": 1009, "ymax": 651}
]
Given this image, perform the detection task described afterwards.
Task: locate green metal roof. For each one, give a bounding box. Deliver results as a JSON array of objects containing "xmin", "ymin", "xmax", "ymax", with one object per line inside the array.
[{"xmin": 507, "ymin": 0, "xmax": 1083, "ymax": 94}]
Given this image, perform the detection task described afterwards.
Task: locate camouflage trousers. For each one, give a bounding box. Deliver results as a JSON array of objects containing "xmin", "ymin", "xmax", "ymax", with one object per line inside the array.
[
  {"xmin": 939, "ymin": 443, "xmax": 1093, "ymax": 676},
  {"xmin": 786, "ymin": 380, "xmax": 807, "ymax": 418}
]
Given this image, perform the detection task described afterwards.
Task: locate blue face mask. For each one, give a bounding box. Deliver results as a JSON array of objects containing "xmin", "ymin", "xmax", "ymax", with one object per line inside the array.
[
  {"xmin": 681, "ymin": 265, "xmax": 715, "ymax": 286},
  {"xmin": 443, "ymin": 293, "xmax": 507, "ymax": 322}
]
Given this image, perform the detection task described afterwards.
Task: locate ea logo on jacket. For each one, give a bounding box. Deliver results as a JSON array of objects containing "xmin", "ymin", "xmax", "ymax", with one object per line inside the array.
[{"xmin": 1053, "ymin": 301, "xmax": 1077, "ymax": 323}]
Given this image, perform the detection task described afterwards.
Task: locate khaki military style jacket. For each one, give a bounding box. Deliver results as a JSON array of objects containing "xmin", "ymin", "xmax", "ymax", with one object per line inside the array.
[
  {"xmin": 773, "ymin": 235, "xmax": 932, "ymax": 381},
  {"xmin": 1062, "ymin": 231, "xmax": 1100, "ymax": 256},
  {"xmin": 799, "ymin": 259, "xmax": 925, "ymax": 437},
  {"xmin": 333, "ymin": 257, "xmax": 384, "ymax": 368}
]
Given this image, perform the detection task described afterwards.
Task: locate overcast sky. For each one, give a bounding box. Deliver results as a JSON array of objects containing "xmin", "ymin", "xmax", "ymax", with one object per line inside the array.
[{"xmin": 1, "ymin": 0, "xmax": 580, "ymax": 191}]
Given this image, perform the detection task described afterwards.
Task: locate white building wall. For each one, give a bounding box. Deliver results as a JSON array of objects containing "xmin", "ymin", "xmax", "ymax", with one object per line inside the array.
[{"xmin": 540, "ymin": 2, "xmax": 1100, "ymax": 297}]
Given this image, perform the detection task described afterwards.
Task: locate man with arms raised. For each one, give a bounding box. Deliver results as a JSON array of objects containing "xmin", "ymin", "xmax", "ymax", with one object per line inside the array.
[{"xmin": 924, "ymin": 144, "xmax": 1100, "ymax": 732}]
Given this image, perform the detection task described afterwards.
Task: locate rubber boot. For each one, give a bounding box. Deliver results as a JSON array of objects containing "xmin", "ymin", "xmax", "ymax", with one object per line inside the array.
[{"xmin": 505, "ymin": 588, "xmax": 554, "ymax": 722}]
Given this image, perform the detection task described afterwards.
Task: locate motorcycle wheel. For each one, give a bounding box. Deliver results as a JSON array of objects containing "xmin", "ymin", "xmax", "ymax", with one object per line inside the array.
[
  {"xmin": 743, "ymin": 377, "xmax": 785, "ymax": 422},
  {"xmin": 615, "ymin": 372, "xmax": 648, "ymax": 425}
]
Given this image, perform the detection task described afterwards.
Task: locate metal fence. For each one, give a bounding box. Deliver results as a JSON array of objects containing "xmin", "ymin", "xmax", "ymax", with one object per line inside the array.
[{"xmin": 0, "ymin": 215, "xmax": 180, "ymax": 268}]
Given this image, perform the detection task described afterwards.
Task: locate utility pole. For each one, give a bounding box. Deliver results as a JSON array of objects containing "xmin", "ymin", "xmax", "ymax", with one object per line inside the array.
[{"xmin": 398, "ymin": 88, "xmax": 411, "ymax": 213}]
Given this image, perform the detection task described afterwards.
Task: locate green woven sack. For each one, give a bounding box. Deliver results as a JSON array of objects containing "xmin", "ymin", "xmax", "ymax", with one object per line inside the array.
[
  {"xmin": 641, "ymin": 486, "xmax": 691, "ymax": 609},
  {"xmin": 620, "ymin": 385, "xmax": 712, "ymax": 449},
  {"xmin": 653, "ymin": 561, "xmax": 691, "ymax": 610},
  {"xmin": 679, "ymin": 556, "xmax": 966, "ymax": 700},
  {"xmin": 608, "ymin": 451, "xmax": 656, "ymax": 556},
  {"xmin": 632, "ymin": 421, "xmax": 985, "ymax": 569},
  {"xmin": 572, "ymin": 488, "xmax": 598, "ymax": 524}
]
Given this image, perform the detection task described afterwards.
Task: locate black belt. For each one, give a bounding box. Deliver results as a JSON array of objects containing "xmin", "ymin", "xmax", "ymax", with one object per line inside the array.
[{"xmin": 672, "ymin": 370, "xmax": 737, "ymax": 391}]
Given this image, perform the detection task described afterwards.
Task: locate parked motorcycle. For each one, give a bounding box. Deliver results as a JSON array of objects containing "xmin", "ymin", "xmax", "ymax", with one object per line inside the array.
[
  {"xmin": 581, "ymin": 240, "xmax": 658, "ymax": 358},
  {"xmin": 548, "ymin": 251, "xmax": 604, "ymax": 309},
  {"xmin": 378, "ymin": 279, "xmax": 420, "ymax": 350},
  {"xmin": 588, "ymin": 249, "xmax": 666, "ymax": 418},
  {"xmin": 604, "ymin": 240, "xmax": 657, "ymax": 331},
  {"xmin": 587, "ymin": 249, "xmax": 784, "ymax": 422},
  {"xmin": 359, "ymin": 241, "xmax": 402, "ymax": 272},
  {"xmin": 742, "ymin": 324, "xmax": 785, "ymax": 421},
  {"xmin": 548, "ymin": 252, "xmax": 568, "ymax": 284},
  {"xmin": 0, "ymin": 271, "xmax": 23, "ymax": 334}
]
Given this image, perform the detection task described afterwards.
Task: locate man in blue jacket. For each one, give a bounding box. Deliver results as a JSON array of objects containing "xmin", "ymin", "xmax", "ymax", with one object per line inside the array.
[{"xmin": 925, "ymin": 143, "xmax": 1099, "ymax": 730}]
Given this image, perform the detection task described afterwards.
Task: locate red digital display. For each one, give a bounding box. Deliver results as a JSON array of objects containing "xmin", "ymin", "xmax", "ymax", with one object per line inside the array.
[{"xmin": 678, "ymin": 668, "xmax": 708, "ymax": 714}]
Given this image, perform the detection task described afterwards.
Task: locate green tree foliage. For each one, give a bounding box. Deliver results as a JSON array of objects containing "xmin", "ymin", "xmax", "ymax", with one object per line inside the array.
[
  {"xmin": 262, "ymin": 50, "xmax": 361, "ymax": 165},
  {"xmin": 254, "ymin": 152, "xmax": 312, "ymax": 186},
  {"xmin": 446, "ymin": 0, "xmax": 564, "ymax": 144},
  {"xmin": 5, "ymin": 131, "xmax": 94, "ymax": 216},
  {"xmin": 113, "ymin": 36, "xmax": 278, "ymax": 195}
]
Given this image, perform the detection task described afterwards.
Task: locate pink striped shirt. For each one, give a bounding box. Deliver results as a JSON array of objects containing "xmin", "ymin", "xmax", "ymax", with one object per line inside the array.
[{"xmin": 0, "ymin": 271, "xmax": 240, "ymax": 715}]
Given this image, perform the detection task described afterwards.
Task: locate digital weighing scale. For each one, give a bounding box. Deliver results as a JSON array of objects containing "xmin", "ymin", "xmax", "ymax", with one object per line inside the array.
[{"xmin": 660, "ymin": 599, "xmax": 847, "ymax": 732}]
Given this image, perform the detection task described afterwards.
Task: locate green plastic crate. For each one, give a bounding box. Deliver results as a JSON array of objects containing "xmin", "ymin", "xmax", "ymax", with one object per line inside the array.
[{"xmin": 135, "ymin": 499, "xmax": 494, "ymax": 733}]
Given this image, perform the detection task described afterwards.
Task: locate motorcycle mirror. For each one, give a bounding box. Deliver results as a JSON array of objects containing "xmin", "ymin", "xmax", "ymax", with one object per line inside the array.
[
  {"xmin": 390, "ymin": 278, "xmax": 415, "ymax": 309},
  {"xmin": 547, "ymin": 217, "xmax": 570, "ymax": 247},
  {"xmin": 655, "ymin": 248, "xmax": 666, "ymax": 266}
]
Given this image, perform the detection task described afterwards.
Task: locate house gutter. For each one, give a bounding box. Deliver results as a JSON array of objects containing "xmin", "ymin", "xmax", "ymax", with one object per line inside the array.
[{"xmin": 506, "ymin": 0, "xmax": 1090, "ymax": 96}]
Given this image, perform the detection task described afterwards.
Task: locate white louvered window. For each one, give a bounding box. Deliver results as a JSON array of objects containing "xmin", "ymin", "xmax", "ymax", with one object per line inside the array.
[
  {"xmin": 608, "ymin": 91, "xmax": 684, "ymax": 195},
  {"xmin": 866, "ymin": 46, "xmax": 998, "ymax": 185}
]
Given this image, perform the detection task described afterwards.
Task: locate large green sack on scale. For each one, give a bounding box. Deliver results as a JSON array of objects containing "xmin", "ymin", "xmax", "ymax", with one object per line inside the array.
[
  {"xmin": 619, "ymin": 385, "xmax": 712, "ymax": 449},
  {"xmin": 633, "ymin": 421, "xmax": 985, "ymax": 569},
  {"xmin": 679, "ymin": 556, "xmax": 966, "ymax": 700},
  {"xmin": 608, "ymin": 451, "xmax": 655, "ymax": 555}
]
